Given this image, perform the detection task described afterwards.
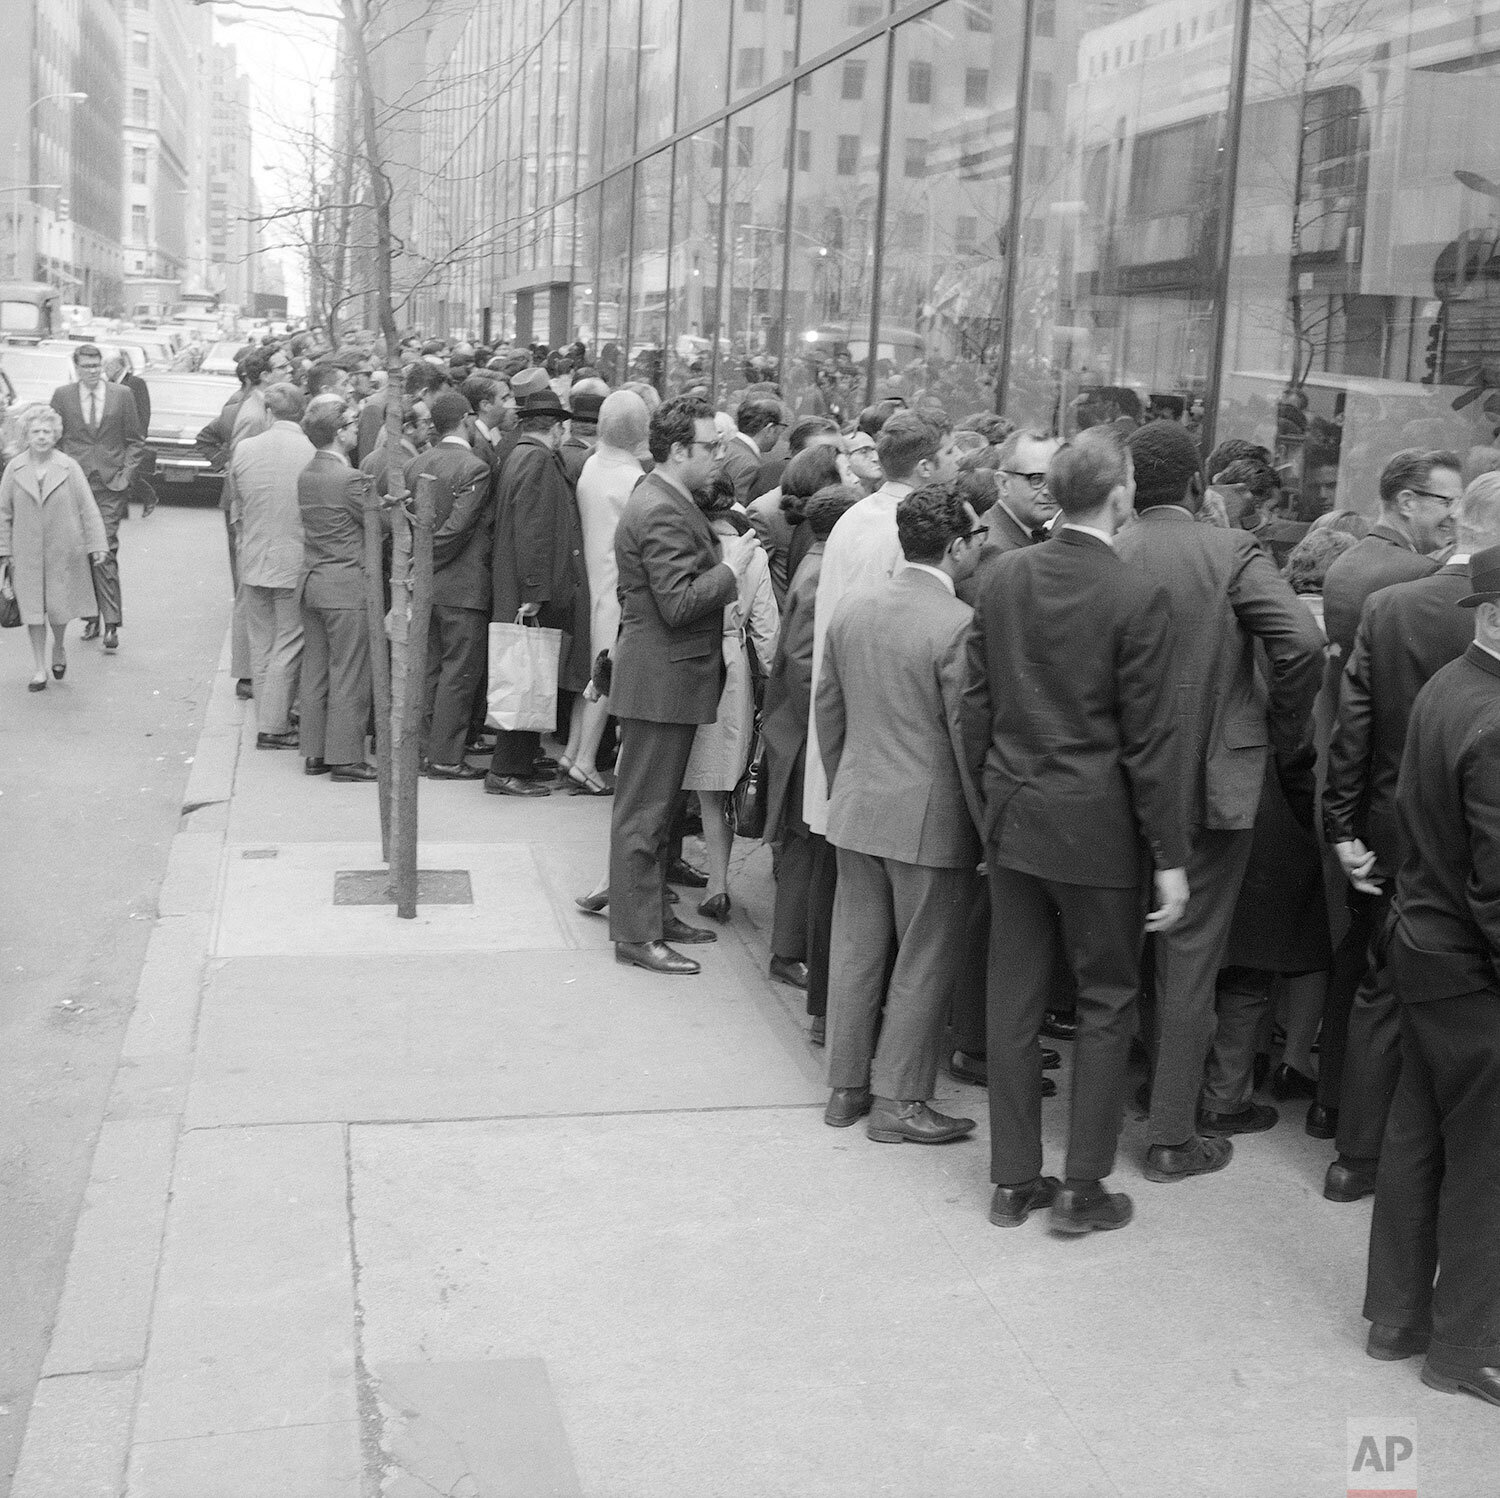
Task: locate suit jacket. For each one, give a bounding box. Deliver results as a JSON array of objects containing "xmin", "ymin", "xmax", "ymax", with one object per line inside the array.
[
  {"xmin": 1321, "ymin": 521, "xmax": 1438, "ymax": 660},
  {"xmin": 819, "ymin": 567, "xmax": 982, "ymax": 869},
  {"xmin": 120, "ymin": 372, "xmax": 151, "ymax": 432},
  {"xmin": 718, "ymin": 435, "xmax": 761, "ymax": 507},
  {"xmin": 1114, "ymin": 506, "xmax": 1324, "ymax": 833},
  {"xmin": 356, "ymin": 386, "xmax": 394, "ymax": 467},
  {"xmin": 957, "ymin": 501, "xmax": 1041, "ymax": 608},
  {"xmin": 747, "ymin": 486, "xmax": 793, "ymax": 604},
  {"xmin": 404, "ymin": 437, "xmax": 493, "ymax": 612},
  {"xmin": 50, "ymin": 381, "xmax": 145, "ymax": 492},
  {"xmin": 360, "ymin": 436, "xmax": 419, "ymax": 498},
  {"xmin": 961, "ymin": 528, "xmax": 1189, "ymax": 887},
  {"xmin": 762, "ymin": 543, "xmax": 821, "ymax": 839},
  {"xmin": 226, "ymin": 421, "xmax": 314, "ymax": 588},
  {"xmin": 491, "ymin": 432, "xmax": 591, "ymax": 690},
  {"xmin": 1391, "ymin": 645, "xmax": 1500, "ymax": 1001},
  {"xmin": 610, "ymin": 469, "xmax": 737, "ymax": 724},
  {"xmin": 197, "ymin": 390, "xmax": 244, "ymax": 477},
  {"xmin": 299, "ymin": 451, "xmax": 372, "ymax": 611},
  {"xmin": 560, "ymin": 435, "xmax": 593, "ymax": 487},
  {"xmin": 1322, "ymin": 561, "xmax": 1475, "ymax": 872}
]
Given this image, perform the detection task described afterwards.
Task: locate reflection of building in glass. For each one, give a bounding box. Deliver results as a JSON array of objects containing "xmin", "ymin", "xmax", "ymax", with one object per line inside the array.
[{"xmin": 398, "ymin": 0, "xmax": 1500, "ymax": 515}]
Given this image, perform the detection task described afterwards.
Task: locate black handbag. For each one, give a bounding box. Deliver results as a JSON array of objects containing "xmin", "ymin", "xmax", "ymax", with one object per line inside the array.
[
  {"xmin": 729, "ymin": 713, "xmax": 767, "ymax": 840},
  {"xmin": 0, "ymin": 565, "xmax": 19, "ymax": 629}
]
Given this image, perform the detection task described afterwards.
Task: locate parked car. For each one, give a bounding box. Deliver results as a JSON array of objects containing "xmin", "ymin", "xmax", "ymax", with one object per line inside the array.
[
  {"xmin": 143, "ymin": 372, "xmax": 240, "ymax": 504},
  {"xmin": 0, "ymin": 345, "xmax": 81, "ymax": 407},
  {"xmin": 200, "ymin": 340, "xmax": 244, "ymax": 376}
]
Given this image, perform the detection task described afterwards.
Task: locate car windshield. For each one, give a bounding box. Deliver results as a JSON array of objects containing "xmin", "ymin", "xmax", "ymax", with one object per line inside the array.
[
  {"xmin": 146, "ymin": 375, "xmax": 239, "ymax": 433},
  {"xmin": 1, "ymin": 348, "xmax": 80, "ymax": 406},
  {"xmin": 203, "ymin": 341, "xmax": 241, "ymax": 367}
]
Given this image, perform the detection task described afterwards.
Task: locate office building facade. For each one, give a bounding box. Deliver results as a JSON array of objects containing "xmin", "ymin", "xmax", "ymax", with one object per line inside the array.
[{"xmin": 409, "ymin": 0, "xmax": 1500, "ymax": 513}]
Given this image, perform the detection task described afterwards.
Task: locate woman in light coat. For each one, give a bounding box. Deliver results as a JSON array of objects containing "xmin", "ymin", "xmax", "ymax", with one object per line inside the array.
[
  {"xmin": 0, "ymin": 406, "xmax": 108, "ymax": 690},
  {"xmin": 558, "ymin": 390, "xmax": 649, "ymax": 794},
  {"xmin": 682, "ymin": 470, "xmax": 778, "ymax": 921}
]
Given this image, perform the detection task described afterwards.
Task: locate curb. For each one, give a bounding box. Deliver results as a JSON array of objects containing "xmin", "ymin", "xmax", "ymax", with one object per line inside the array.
[{"xmin": 10, "ymin": 638, "xmax": 242, "ymax": 1498}]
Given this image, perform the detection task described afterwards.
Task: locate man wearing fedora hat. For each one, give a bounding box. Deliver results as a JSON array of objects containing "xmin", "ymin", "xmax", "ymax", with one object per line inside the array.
[
  {"xmin": 560, "ymin": 378, "xmax": 610, "ymax": 487},
  {"xmin": 484, "ymin": 383, "xmax": 593, "ymax": 795},
  {"xmin": 1361, "ymin": 540, "xmax": 1500, "ymax": 1403}
]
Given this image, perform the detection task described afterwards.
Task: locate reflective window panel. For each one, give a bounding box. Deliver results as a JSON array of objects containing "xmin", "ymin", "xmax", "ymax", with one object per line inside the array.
[
  {"xmin": 668, "ymin": 123, "xmax": 725, "ymax": 392},
  {"xmin": 630, "ymin": 149, "xmax": 676, "ymax": 389}
]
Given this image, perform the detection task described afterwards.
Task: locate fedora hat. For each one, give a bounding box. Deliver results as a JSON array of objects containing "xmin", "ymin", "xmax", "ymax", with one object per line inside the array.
[
  {"xmin": 1458, "ymin": 542, "xmax": 1500, "ymax": 607},
  {"xmin": 516, "ymin": 388, "xmax": 571, "ymax": 420},
  {"xmin": 509, "ymin": 366, "xmax": 551, "ymax": 400}
]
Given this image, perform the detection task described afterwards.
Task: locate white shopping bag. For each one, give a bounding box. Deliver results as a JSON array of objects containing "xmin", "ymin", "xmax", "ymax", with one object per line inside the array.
[{"xmin": 487, "ymin": 619, "xmax": 563, "ymax": 732}]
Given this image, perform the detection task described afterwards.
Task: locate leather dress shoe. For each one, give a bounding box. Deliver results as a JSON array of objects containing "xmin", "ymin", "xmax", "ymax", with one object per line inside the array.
[
  {"xmin": 484, "ymin": 774, "xmax": 550, "ymax": 797},
  {"xmin": 425, "ymin": 761, "xmax": 485, "ymax": 780},
  {"xmin": 81, "ymin": 618, "xmax": 100, "ymax": 640},
  {"xmin": 330, "ymin": 762, "xmax": 378, "ymax": 782},
  {"xmin": 1324, "ymin": 1155, "xmax": 1378, "ymax": 1202},
  {"xmin": 1270, "ymin": 1062, "xmax": 1317, "ymax": 1100},
  {"xmin": 808, "ymin": 1015, "xmax": 825, "ymax": 1047},
  {"xmin": 256, "ymin": 730, "xmax": 299, "ymax": 750},
  {"xmin": 1421, "ymin": 1361, "xmax": 1500, "ymax": 1407},
  {"xmin": 768, "ymin": 956, "xmax": 808, "ymax": 989},
  {"xmin": 304, "ymin": 757, "xmax": 331, "ymax": 776},
  {"xmin": 103, "ymin": 625, "xmax": 118, "ymax": 652},
  {"xmin": 235, "ymin": 677, "xmax": 253, "ymax": 700},
  {"xmin": 1143, "ymin": 1135, "xmax": 1233, "ymax": 1183},
  {"xmin": 824, "ymin": 1087, "xmax": 872, "ymax": 1127},
  {"xmin": 949, "ymin": 1050, "xmax": 988, "ymax": 1086},
  {"xmin": 1041, "ymin": 1009, "xmax": 1077, "ymax": 1042},
  {"xmin": 1366, "ymin": 1323, "xmax": 1430, "ymax": 1361},
  {"xmin": 614, "ymin": 940, "xmax": 699, "ymax": 976},
  {"xmin": 866, "ymin": 1099, "xmax": 975, "ymax": 1144},
  {"xmin": 1305, "ymin": 1102, "xmax": 1338, "ymax": 1139},
  {"xmin": 1199, "ymin": 1102, "xmax": 1279, "ymax": 1135},
  {"xmin": 662, "ymin": 913, "xmax": 716, "ymax": 945},
  {"xmin": 1051, "ymin": 1184, "xmax": 1133, "ymax": 1234},
  {"xmin": 574, "ymin": 890, "xmax": 608, "ymax": 915},
  {"xmin": 667, "ymin": 858, "xmax": 708, "ymax": 888},
  {"xmin": 989, "ymin": 1175, "xmax": 1060, "ymax": 1228}
]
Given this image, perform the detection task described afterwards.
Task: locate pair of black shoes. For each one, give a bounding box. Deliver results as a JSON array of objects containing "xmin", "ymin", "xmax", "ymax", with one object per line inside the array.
[
  {"xmin": 1366, "ymin": 1324, "xmax": 1500, "ymax": 1406},
  {"xmin": 305, "ymin": 758, "xmax": 377, "ymax": 782},
  {"xmin": 988, "ymin": 1177, "xmax": 1133, "ymax": 1234}
]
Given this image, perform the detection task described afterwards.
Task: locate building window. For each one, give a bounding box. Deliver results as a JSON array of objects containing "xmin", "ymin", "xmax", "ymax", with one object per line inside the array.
[
  {"xmin": 965, "ymin": 68, "xmax": 988, "ymax": 108},
  {"xmin": 1035, "ymin": 0, "xmax": 1056, "ymax": 37},
  {"xmin": 1031, "ymin": 72, "xmax": 1053, "ymax": 113},
  {"xmin": 836, "ymin": 134, "xmax": 859, "ymax": 176},
  {"xmin": 736, "ymin": 124, "xmax": 755, "ymax": 166},
  {"xmin": 904, "ymin": 137, "xmax": 927, "ymax": 178},
  {"xmin": 841, "ymin": 60, "xmax": 866, "ymax": 100},
  {"xmin": 131, "ymin": 204, "xmax": 148, "ymax": 242},
  {"xmin": 896, "ymin": 211, "xmax": 925, "ymax": 249},
  {"xmin": 955, "ymin": 215, "xmax": 978, "ymax": 252},
  {"xmin": 736, "ymin": 48, "xmax": 764, "ymax": 90},
  {"xmin": 846, "ymin": 1, "xmax": 881, "ymax": 24},
  {"xmin": 907, "ymin": 61, "xmax": 933, "ymax": 105},
  {"xmin": 130, "ymin": 146, "xmax": 148, "ymax": 184},
  {"xmin": 796, "ymin": 129, "xmax": 811, "ymax": 171},
  {"xmin": 743, "ymin": 0, "xmax": 764, "ymax": 9},
  {"xmin": 132, "ymin": 30, "xmax": 150, "ymax": 66},
  {"xmin": 131, "ymin": 88, "xmax": 149, "ymax": 125},
  {"xmin": 967, "ymin": 0, "xmax": 994, "ymax": 32}
]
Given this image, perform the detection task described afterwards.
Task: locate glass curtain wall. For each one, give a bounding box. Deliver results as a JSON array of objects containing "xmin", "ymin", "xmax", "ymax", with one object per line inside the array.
[
  {"xmin": 630, "ymin": 149, "xmax": 675, "ymax": 388},
  {"xmin": 668, "ymin": 123, "xmax": 724, "ymax": 392}
]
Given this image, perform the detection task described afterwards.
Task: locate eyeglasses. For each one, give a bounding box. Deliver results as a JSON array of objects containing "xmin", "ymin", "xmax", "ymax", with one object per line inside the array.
[
  {"xmin": 1002, "ymin": 469, "xmax": 1050, "ymax": 491},
  {"xmin": 1406, "ymin": 487, "xmax": 1460, "ymax": 507},
  {"xmin": 690, "ymin": 438, "xmax": 726, "ymax": 454}
]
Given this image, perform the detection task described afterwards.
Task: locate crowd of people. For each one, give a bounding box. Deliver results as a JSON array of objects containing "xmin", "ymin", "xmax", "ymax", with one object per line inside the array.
[{"xmin": 4, "ymin": 324, "xmax": 1497, "ymax": 1408}]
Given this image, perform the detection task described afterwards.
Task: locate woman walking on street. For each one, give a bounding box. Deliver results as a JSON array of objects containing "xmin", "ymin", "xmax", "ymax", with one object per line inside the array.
[{"xmin": 0, "ymin": 406, "xmax": 108, "ymax": 691}]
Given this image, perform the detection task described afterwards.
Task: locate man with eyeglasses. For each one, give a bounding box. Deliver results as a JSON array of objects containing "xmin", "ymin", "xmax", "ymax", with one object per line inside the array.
[
  {"xmin": 958, "ymin": 429, "xmax": 1062, "ymax": 610},
  {"xmin": 721, "ymin": 396, "xmax": 786, "ymax": 507}
]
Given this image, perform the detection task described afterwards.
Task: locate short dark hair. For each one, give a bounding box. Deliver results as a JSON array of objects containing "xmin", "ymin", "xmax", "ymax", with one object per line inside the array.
[
  {"xmin": 780, "ymin": 445, "xmax": 844, "ymax": 517},
  {"xmin": 305, "ymin": 361, "xmax": 346, "ymax": 398},
  {"xmin": 1048, "ymin": 428, "xmax": 1128, "ymax": 516},
  {"xmin": 264, "ymin": 383, "xmax": 307, "ymax": 422},
  {"xmin": 648, "ymin": 394, "xmax": 714, "ymax": 463},
  {"xmin": 1205, "ymin": 438, "xmax": 1269, "ymax": 482},
  {"xmin": 1128, "ymin": 420, "xmax": 1202, "ymax": 511},
  {"xmin": 803, "ymin": 483, "xmax": 862, "ymax": 540},
  {"xmin": 302, "ymin": 394, "xmax": 349, "ymax": 448},
  {"xmin": 237, "ymin": 348, "xmax": 273, "ymax": 386},
  {"xmin": 737, "ymin": 397, "xmax": 784, "ymax": 438},
  {"xmin": 403, "ymin": 362, "xmax": 447, "ymax": 397},
  {"xmin": 955, "ymin": 466, "xmax": 998, "ymax": 518},
  {"xmin": 955, "ymin": 411, "xmax": 1015, "ymax": 444},
  {"xmin": 897, "ymin": 481, "xmax": 971, "ymax": 564},
  {"xmin": 429, "ymin": 388, "xmax": 472, "ymax": 435},
  {"xmin": 876, "ymin": 411, "xmax": 944, "ymax": 481},
  {"xmin": 72, "ymin": 343, "xmax": 103, "ymax": 365},
  {"xmin": 1378, "ymin": 448, "xmax": 1462, "ymax": 507},
  {"xmin": 461, "ymin": 374, "xmax": 503, "ymax": 411},
  {"xmin": 787, "ymin": 415, "xmax": 839, "ymax": 454},
  {"xmin": 857, "ymin": 399, "xmax": 903, "ymax": 439},
  {"xmin": 696, "ymin": 466, "xmax": 739, "ymax": 515},
  {"xmin": 1216, "ymin": 457, "xmax": 1280, "ymax": 498}
]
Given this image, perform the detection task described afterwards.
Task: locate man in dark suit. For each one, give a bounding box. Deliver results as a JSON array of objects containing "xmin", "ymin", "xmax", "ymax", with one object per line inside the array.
[
  {"xmin": 403, "ymin": 389, "xmax": 494, "ymax": 779},
  {"xmin": 1117, "ymin": 422, "xmax": 1323, "ymax": 1176},
  {"xmin": 1319, "ymin": 481, "xmax": 1500, "ymax": 1201},
  {"xmin": 721, "ymin": 396, "xmax": 784, "ymax": 507},
  {"xmin": 819, "ymin": 483, "xmax": 987, "ymax": 1143},
  {"xmin": 963, "ymin": 427, "xmax": 1190, "ymax": 1233},
  {"xmin": 956, "ymin": 427, "xmax": 1062, "ymax": 609},
  {"xmin": 297, "ymin": 395, "xmax": 378, "ymax": 782},
  {"xmin": 483, "ymin": 387, "xmax": 591, "ymax": 795},
  {"xmin": 1361, "ymin": 542, "xmax": 1500, "ymax": 1399},
  {"xmin": 1314, "ymin": 448, "xmax": 1462, "ymax": 1137},
  {"xmin": 357, "ymin": 359, "xmax": 446, "ymax": 466},
  {"xmin": 606, "ymin": 395, "xmax": 756, "ymax": 975},
  {"xmin": 51, "ymin": 343, "xmax": 145, "ymax": 650},
  {"xmin": 460, "ymin": 373, "xmax": 517, "ymax": 478}
]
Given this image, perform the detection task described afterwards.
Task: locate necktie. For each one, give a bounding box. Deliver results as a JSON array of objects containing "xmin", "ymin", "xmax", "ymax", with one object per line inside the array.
[{"xmin": 88, "ymin": 390, "xmax": 98, "ymax": 427}]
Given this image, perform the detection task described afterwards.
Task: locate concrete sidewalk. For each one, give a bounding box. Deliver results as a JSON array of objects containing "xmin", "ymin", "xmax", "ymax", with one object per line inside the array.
[{"xmin": 12, "ymin": 651, "xmax": 1500, "ymax": 1497}]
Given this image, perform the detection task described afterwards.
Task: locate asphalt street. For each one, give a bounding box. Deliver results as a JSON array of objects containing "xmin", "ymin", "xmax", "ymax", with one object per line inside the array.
[{"xmin": 0, "ymin": 501, "xmax": 228, "ymax": 1496}]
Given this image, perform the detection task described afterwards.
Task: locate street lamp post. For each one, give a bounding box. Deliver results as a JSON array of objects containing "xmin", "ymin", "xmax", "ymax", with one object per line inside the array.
[{"xmin": 11, "ymin": 92, "xmax": 87, "ymax": 281}]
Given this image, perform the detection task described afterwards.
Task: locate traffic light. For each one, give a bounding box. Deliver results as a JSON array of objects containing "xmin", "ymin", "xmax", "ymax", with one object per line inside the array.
[{"xmin": 56, "ymin": 195, "xmax": 70, "ymax": 222}]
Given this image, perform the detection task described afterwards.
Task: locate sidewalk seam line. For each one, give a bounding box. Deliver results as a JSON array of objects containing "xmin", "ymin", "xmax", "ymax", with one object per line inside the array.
[
  {"xmin": 179, "ymin": 1101, "xmax": 826, "ymax": 1131},
  {"xmin": 344, "ymin": 1121, "xmax": 385, "ymax": 1498}
]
